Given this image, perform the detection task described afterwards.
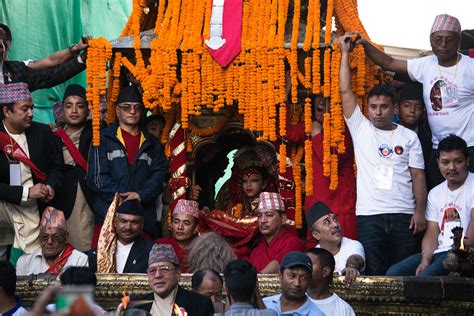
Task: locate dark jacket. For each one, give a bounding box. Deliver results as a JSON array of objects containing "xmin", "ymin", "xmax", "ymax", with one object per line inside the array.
[
  {"xmin": 85, "ymin": 121, "xmax": 168, "ymax": 233},
  {"xmin": 52, "ymin": 121, "xmax": 94, "ymax": 219},
  {"xmin": 88, "ymin": 237, "xmax": 153, "ymax": 273},
  {"xmin": 0, "ymin": 122, "xmax": 65, "ymax": 213},
  {"xmin": 2, "ymin": 58, "xmax": 85, "ymax": 91},
  {"xmin": 138, "ymin": 286, "xmax": 214, "ymax": 316}
]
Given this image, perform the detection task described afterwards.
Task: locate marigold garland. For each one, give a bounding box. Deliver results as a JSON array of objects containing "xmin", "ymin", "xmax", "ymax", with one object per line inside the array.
[
  {"xmin": 108, "ymin": 0, "xmax": 386, "ymax": 199},
  {"xmin": 86, "ymin": 37, "xmax": 112, "ymax": 147},
  {"xmin": 106, "ymin": 52, "xmax": 122, "ymax": 124},
  {"xmin": 291, "ymin": 145, "xmax": 304, "ymax": 229}
]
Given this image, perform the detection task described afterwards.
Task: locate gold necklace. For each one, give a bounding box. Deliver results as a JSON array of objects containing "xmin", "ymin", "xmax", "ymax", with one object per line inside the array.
[{"xmin": 438, "ymin": 54, "xmax": 460, "ymax": 82}]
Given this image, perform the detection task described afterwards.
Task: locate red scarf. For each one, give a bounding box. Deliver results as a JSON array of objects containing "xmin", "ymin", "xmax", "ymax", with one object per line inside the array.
[
  {"xmin": 53, "ymin": 128, "xmax": 88, "ymax": 171},
  {"xmin": 45, "ymin": 243, "xmax": 74, "ymax": 275},
  {"xmin": 0, "ymin": 131, "xmax": 47, "ymax": 182}
]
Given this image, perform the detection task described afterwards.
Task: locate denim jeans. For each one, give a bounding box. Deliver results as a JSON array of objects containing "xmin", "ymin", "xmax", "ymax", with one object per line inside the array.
[
  {"xmin": 357, "ymin": 214, "xmax": 417, "ymax": 276},
  {"xmin": 386, "ymin": 251, "xmax": 449, "ymax": 276}
]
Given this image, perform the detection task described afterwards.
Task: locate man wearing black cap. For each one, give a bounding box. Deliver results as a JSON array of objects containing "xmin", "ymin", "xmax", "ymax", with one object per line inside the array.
[
  {"xmin": 88, "ymin": 199, "xmax": 153, "ymax": 273},
  {"xmin": 263, "ymin": 252, "xmax": 323, "ymax": 316},
  {"xmin": 52, "ymin": 84, "xmax": 94, "ymax": 252},
  {"xmin": 86, "ymin": 85, "xmax": 168, "ymax": 245},
  {"xmin": 306, "ymin": 201, "xmax": 365, "ymax": 282}
]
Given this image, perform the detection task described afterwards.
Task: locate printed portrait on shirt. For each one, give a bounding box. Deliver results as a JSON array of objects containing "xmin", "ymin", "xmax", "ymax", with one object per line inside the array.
[
  {"xmin": 441, "ymin": 206, "xmax": 460, "ymax": 232},
  {"xmin": 430, "ymin": 80, "xmax": 446, "ymax": 112}
]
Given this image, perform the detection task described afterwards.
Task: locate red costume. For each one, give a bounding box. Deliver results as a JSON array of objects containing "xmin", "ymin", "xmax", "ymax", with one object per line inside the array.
[
  {"xmin": 249, "ymin": 225, "xmax": 304, "ymax": 272},
  {"xmin": 304, "ymin": 128, "xmax": 357, "ymax": 247}
]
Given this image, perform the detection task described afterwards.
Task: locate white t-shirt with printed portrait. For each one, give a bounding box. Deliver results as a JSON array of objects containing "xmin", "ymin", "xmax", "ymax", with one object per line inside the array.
[
  {"xmin": 345, "ymin": 106, "xmax": 425, "ymax": 216},
  {"xmin": 425, "ymin": 172, "xmax": 474, "ymax": 254},
  {"xmin": 407, "ymin": 54, "xmax": 474, "ymax": 148}
]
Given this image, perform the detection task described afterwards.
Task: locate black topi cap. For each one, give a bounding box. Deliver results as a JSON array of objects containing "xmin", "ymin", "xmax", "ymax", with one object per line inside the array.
[
  {"xmin": 305, "ymin": 201, "xmax": 333, "ymax": 230},
  {"xmin": 63, "ymin": 84, "xmax": 86, "ymax": 103},
  {"xmin": 116, "ymin": 199, "xmax": 144, "ymax": 217},
  {"xmin": 117, "ymin": 86, "xmax": 142, "ymax": 104}
]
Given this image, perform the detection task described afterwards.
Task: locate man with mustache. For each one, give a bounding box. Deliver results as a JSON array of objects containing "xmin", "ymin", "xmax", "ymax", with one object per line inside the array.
[
  {"xmin": 88, "ymin": 199, "xmax": 153, "ymax": 273},
  {"xmin": 339, "ymin": 34, "xmax": 427, "ymax": 275},
  {"xmin": 387, "ymin": 135, "xmax": 474, "ymax": 276},
  {"xmin": 249, "ymin": 192, "xmax": 304, "ymax": 273},
  {"xmin": 306, "ymin": 201, "xmax": 365, "ymax": 282},
  {"xmin": 263, "ymin": 252, "xmax": 323, "ymax": 315},
  {"xmin": 138, "ymin": 244, "xmax": 214, "ymax": 316},
  {"xmin": 0, "ymin": 83, "xmax": 64, "ymax": 264}
]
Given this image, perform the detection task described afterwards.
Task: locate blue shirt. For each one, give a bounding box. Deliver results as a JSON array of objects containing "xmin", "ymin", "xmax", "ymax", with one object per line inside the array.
[
  {"xmin": 224, "ymin": 303, "xmax": 278, "ymax": 316},
  {"xmin": 263, "ymin": 294, "xmax": 324, "ymax": 316}
]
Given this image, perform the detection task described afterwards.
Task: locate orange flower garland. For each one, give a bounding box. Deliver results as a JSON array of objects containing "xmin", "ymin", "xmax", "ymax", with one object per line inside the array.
[
  {"xmin": 108, "ymin": 0, "xmax": 386, "ymax": 202},
  {"xmin": 106, "ymin": 52, "xmax": 122, "ymax": 124},
  {"xmin": 291, "ymin": 145, "xmax": 304, "ymax": 229},
  {"xmin": 86, "ymin": 37, "xmax": 112, "ymax": 147}
]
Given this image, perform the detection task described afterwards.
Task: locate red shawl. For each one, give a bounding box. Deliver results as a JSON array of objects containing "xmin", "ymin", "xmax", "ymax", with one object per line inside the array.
[{"xmin": 45, "ymin": 243, "xmax": 74, "ymax": 275}]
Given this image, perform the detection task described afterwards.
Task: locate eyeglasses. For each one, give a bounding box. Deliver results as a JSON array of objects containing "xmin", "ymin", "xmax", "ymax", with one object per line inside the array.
[
  {"xmin": 117, "ymin": 103, "xmax": 142, "ymax": 113},
  {"xmin": 147, "ymin": 265, "xmax": 176, "ymax": 275},
  {"xmin": 39, "ymin": 234, "xmax": 65, "ymax": 243},
  {"xmin": 431, "ymin": 35, "xmax": 459, "ymax": 46}
]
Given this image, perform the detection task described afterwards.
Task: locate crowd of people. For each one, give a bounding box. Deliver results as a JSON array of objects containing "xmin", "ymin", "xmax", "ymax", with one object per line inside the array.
[{"xmin": 0, "ymin": 12, "xmax": 473, "ymax": 316}]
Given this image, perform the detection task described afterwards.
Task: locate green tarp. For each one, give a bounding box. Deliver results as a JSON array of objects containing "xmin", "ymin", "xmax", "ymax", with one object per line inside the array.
[{"xmin": 0, "ymin": 0, "xmax": 131, "ymax": 123}]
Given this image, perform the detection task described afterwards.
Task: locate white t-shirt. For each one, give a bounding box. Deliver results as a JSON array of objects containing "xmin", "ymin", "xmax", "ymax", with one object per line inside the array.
[
  {"xmin": 116, "ymin": 240, "xmax": 134, "ymax": 273},
  {"xmin": 345, "ymin": 106, "xmax": 425, "ymax": 216},
  {"xmin": 16, "ymin": 247, "xmax": 88, "ymax": 276},
  {"xmin": 407, "ymin": 54, "xmax": 474, "ymax": 148},
  {"xmin": 316, "ymin": 237, "xmax": 365, "ymax": 274},
  {"xmin": 425, "ymin": 172, "xmax": 474, "ymax": 254},
  {"xmin": 309, "ymin": 293, "xmax": 355, "ymax": 316}
]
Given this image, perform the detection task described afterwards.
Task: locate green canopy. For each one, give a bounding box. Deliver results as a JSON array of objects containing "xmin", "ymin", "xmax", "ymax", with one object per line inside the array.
[{"xmin": 0, "ymin": 0, "xmax": 131, "ymax": 123}]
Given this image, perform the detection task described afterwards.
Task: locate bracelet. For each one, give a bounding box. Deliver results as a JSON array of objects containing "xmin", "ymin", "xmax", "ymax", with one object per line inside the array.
[{"xmin": 68, "ymin": 44, "xmax": 79, "ymax": 56}]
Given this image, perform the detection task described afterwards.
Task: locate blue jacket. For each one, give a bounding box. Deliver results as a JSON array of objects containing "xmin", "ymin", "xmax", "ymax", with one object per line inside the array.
[{"xmin": 86, "ymin": 121, "xmax": 168, "ymax": 233}]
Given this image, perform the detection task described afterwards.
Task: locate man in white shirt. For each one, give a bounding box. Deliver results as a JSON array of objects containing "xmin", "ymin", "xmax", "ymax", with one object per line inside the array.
[
  {"xmin": 356, "ymin": 14, "xmax": 474, "ymax": 187},
  {"xmin": 16, "ymin": 207, "xmax": 88, "ymax": 276},
  {"xmin": 306, "ymin": 201, "xmax": 365, "ymax": 282},
  {"xmin": 88, "ymin": 199, "xmax": 153, "ymax": 273},
  {"xmin": 387, "ymin": 135, "xmax": 474, "ymax": 276},
  {"xmin": 306, "ymin": 248, "xmax": 356, "ymax": 316},
  {"xmin": 339, "ymin": 35, "xmax": 427, "ymax": 275}
]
